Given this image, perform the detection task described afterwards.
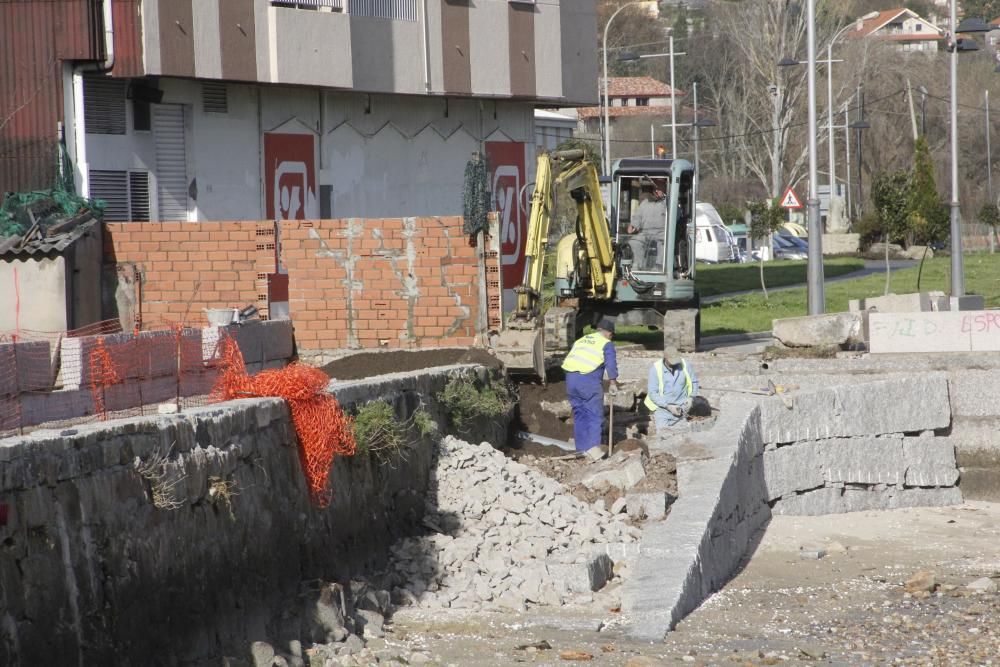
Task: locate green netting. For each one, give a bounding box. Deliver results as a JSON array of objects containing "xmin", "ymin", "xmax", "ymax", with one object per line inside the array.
[
  {"xmin": 0, "ymin": 143, "xmax": 104, "ymax": 238},
  {"xmin": 462, "ymin": 151, "xmax": 490, "ymax": 237}
]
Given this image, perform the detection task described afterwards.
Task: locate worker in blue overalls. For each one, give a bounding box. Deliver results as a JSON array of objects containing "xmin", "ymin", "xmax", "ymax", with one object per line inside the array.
[
  {"xmin": 644, "ymin": 345, "xmax": 699, "ymax": 433},
  {"xmin": 561, "ymin": 319, "xmax": 619, "ymax": 455}
]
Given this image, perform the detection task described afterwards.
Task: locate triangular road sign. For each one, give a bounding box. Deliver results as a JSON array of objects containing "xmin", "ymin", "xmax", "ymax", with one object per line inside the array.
[{"xmin": 780, "ymin": 187, "xmax": 803, "ymax": 209}]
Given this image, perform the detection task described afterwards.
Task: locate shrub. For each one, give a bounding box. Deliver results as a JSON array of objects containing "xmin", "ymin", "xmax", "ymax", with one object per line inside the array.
[
  {"xmin": 436, "ymin": 375, "xmax": 515, "ymax": 432},
  {"xmin": 352, "ymin": 400, "xmax": 406, "ymax": 460}
]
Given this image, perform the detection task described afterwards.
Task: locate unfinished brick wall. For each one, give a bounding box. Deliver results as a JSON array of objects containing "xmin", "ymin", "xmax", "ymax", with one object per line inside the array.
[
  {"xmin": 104, "ymin": 217, "xmax": 483, "ymax": 351},
  {"xmin": 104, "ymin": 221, "xmax": 271, "ymax": 326}
]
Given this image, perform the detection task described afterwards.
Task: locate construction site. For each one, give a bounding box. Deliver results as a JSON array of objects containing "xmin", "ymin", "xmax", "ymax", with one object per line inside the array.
[
  {"xmin": 2, "ymin": 1, "xmax": 1000, "ymax": 664},
  {"xmin": 0, "ymin": 200, "xmax": 998, "ymax": 666}
]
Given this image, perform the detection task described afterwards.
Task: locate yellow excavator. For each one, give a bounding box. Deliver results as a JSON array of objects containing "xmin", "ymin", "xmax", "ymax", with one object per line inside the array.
[{"xmin": 493, "ymin": 149, "xmax": 699, "ymax": 383}]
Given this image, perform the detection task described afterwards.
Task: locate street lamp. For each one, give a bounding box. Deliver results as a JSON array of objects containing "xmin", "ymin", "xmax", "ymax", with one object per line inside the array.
[
  {"xmin": 602, "ymin": 1, "xmax": 647, "ymax": 175},
  {"xmin": 947, "ymin": 12, "xmax": 990, "ymax": 296},
  {"xmin": 662, "ymin": 82, "xmax": 716, "ymax": 205}
]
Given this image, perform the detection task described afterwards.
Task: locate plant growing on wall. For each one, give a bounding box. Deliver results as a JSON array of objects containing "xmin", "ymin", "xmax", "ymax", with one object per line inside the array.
[{"xmin": 436, "ymin": 374, "xmax": 514, "ymax": 433}]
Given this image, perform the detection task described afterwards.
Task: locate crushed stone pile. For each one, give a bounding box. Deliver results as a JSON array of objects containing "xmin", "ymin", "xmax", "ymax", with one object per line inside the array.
[{"xmin": 381, "ymin": 436, "xmax": 642, "ymax": 613}]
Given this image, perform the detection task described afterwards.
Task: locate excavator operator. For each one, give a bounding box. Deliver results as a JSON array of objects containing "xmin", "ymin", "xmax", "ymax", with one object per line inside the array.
[{"xmin": 626, "ymin": 180, "xmax": 667, "ymax": 272}]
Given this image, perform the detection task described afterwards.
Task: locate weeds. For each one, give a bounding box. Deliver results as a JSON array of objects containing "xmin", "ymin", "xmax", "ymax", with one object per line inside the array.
[
  {"xmin": 411, "ymin": 407, "xmax": 438, "ymax": 438},
  {"xmin": 208, "ymin": 476, "xmax": 239, "ymax": 521},
  {"xmin": 436, "ymin": 374, "xmax": 514, "ymax": 432},
  {"xmin": 135, "ymin": 442, "xmax": 187, "ymax": 510},
  {"xmin": 352, "ymin": 400, "xmax": 407, "ymax": 462}
]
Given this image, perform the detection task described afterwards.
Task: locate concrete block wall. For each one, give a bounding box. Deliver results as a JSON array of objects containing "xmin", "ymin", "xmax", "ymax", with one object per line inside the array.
[
  {"xmin": 0, "ymin": 364, "xmax": 508, "ymax": 666},
  {"xmin": 104, "ymin": 218, "xmax": 484, "ymax": 353}
]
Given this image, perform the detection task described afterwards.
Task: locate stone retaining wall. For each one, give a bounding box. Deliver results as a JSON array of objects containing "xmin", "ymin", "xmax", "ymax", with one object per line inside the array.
[{"xmin": 0, "ymin": 364, "xmax": 506, "ymax": 666}]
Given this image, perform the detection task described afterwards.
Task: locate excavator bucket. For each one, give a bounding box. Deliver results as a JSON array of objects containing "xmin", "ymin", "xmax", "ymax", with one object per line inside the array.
[{"xmin": 493, "ymin": 328, "xmax": 546, "ymax": 383}]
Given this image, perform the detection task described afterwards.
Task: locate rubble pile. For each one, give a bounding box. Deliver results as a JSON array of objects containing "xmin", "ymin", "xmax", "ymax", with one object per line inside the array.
[{"xmin": 381, "ymin": 436, "xmax": 642, "ymax": 612}]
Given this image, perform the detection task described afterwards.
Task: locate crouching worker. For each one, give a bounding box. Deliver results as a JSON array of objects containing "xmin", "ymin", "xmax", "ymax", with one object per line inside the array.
[
  {"xmin": 643, "ymin": 345, "xmax": 699, "ymax": 433},
  {"xmin": 562, "ymin": 319, "xmax": 620, "ymax": 456}
]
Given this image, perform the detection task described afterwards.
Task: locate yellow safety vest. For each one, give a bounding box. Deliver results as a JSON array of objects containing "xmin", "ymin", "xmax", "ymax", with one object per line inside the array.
[
  {"xmin": 561, "ymin": 333, "xmax": 610, "ymax": 374},
  {"xmin": 644, "ymin": 359, "xmax": 693, "ymax": 411}
]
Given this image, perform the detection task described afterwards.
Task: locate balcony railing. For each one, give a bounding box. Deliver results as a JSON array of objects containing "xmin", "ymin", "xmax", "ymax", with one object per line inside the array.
[{"xmin": 271, "ymin": 0, "xmax": 418, "ymax": 21}]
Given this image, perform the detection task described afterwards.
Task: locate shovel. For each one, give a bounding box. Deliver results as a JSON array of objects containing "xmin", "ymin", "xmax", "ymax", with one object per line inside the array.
[{"xmin": 607, "ymin": 394, "xmax": 615, "ymax": 457}]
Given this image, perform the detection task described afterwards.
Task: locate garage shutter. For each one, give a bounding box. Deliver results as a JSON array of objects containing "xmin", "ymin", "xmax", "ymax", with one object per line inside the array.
[{"xmin": 153, "ymin": 105, "xmax": 188, "ymax": 221}]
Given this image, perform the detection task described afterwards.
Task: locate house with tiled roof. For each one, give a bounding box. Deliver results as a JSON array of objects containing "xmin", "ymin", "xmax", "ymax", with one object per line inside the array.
[
  {"xmin": 848, "ymin": 7, "xmax": 944, "ymax": 52},
  {"xmin": 575, "ymin": 76, "xmax": 686, "ymax": 136}
]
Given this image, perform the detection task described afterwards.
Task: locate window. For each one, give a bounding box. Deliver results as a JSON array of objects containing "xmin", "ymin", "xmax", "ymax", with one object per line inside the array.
[
  {"xmin": 89, "ymin": 170, "xmax": 151, "ymax": 221},
  {"xmin": 84, "ymin": 76, "xmax": 127, "ymax": 135},
  {"xmin": 347, "ymin": 0, "xmax": 417, "ymax": 21},
  {"xmin": 271, "ymin": 0, "xmax": 344, "ymax": 9},
  {"xmin": 636, "ymin": 98, "xmax": 649, "ymax": 107},
  {"xmin": 915, "ymin": 23, "xmax": 922, "ymax": 31}
]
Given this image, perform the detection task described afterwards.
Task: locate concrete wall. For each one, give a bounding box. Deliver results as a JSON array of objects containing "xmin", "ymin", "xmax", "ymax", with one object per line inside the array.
[
  {"xmin": 0, "ymin": 364, "xmax": 508, "ymax": 665},
  {"xmin": 0, "ymin": 256, "xmax": 68, "ymax": 333},
  {"xmin": 84, "ymin": 78, "xmax": 535, "ymax": 221},
  {"xmin": 103, "ymin": 217, "xmax": 484, "ymax": 351}
]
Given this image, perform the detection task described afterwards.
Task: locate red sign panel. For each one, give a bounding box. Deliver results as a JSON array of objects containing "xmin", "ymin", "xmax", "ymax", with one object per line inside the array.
[
  {"xmin": 485, "ymin": 141, "xmax": 527, "ymax": 293},
  {"xmin": 264, "ymin": 133, "xmax": 318, "ymax": 220}
]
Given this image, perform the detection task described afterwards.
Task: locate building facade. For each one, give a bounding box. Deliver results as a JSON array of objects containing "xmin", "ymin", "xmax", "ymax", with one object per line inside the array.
[{"xmin": 1, "ymin": 0, "xmax": 598, "ymax": 223}]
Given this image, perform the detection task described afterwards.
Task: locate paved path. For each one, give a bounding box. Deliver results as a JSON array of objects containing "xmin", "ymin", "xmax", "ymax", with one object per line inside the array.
[{"xmin": 702, "ymin": 259, "xmax": 917, "ymax": 304}]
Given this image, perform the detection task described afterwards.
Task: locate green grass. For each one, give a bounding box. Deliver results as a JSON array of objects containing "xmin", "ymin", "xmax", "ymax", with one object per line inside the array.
[
  {"xmin": 695, "ymin": 257, "xmax": 864, "ymax": 296},
  {"xmin": 701, "ymin": 254, "xmax": 1000, "ymax": 337}
]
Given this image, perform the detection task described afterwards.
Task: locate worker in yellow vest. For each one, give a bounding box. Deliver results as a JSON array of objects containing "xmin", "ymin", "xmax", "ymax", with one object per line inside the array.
[
  {"xmin": 643, "ymin": 345, "xmax": 699, "ymax": 432},
  {"xmin": 561, "ymin": 319, "xmax": 619, "ymax": 454}
]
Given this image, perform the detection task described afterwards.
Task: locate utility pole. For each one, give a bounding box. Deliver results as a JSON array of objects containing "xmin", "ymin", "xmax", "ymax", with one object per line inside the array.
[
  {"xmin": 948, "ymin": 0, "xmax": 964, "ymax": 297},
  {"xmin": 988, "ymin": 89, "xmax": 995, "ymax": 253},
  {"xmin": 844, "ymin": 104, "xmax": 852, "ymax": 220},
  {"xmin": 669, "ymin": 35, "xmax": 678, "ymax": 157},
  {"xmin": 907, "ymin": 79, "xmax": 919, "ymax": 142},
  {"xmin": 805, "ymin": 0, "xmax": 824, "ymax": 315}
]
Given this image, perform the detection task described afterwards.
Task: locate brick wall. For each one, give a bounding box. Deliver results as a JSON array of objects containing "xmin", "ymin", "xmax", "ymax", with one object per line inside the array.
[{"xmin": 104, "ymin": 217, "xmax": 482, "ymax": 351}]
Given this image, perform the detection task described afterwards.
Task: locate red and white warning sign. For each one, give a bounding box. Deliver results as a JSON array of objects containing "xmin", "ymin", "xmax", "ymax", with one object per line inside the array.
[{"xmin": 780, "ymin": 187, "xmax": 803, "ymax": 209}]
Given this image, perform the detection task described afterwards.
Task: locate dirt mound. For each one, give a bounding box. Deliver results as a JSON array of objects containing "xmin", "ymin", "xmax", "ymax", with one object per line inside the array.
[
  {"xmin": 319, "ymin": 348, "xmax": 502, "ymax": 381},
  {"xmin": 513, "ymin": 378, "xmax": 575, "ymax": 442}
]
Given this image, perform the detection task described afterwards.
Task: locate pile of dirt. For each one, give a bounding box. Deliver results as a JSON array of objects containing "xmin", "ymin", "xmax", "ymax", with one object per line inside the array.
[
  {"xmin": 319, "ymin": 348, "xmax": 502, "ymax": 381},
  {"xmin": 513, "ymin": 379, "xmax": 575, "ymax": 441}
]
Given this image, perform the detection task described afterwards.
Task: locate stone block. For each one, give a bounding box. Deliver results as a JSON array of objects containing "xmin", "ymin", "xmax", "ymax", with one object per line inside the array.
[
  {"xmin": 759, "ymin": 375, "xmax": 950, "ymax": 445},
  {"xmin": 546, "ymin": 554, "xmax": 614, "ymax": 594},
  {"xmin": 771, "ymin": 487, "xmax": 845, "ymax": 516},
  {"xmin": 958, "ymin": 468, "xmax": 1000, "ymax": 502},
  {"xmin": 0, "ymin": 341, "xmax": 54, "ymax": 395},
  {"xmin": 868, "ymin": 312, "xmax": 971, "ymax": 353},
  {"xmin": 821, "ymin": 233, "xmax": 859, "ymax": 255},
  {"xmin": 818, "ymin": 437, "xmax": 905, "ymax": 486},
  {"xmin": 950, "ymin": 295, "xmax": 986, "ymax": 312},
  {"xmin": 19, "ymin": 388, "xmax": 95, "ymax": 427},
  {"xmin": 889, "ymin": 486, "xmax": 962, "ymax": 508},
  {"xmin": 948, "ymin": 371, "xmax": 1000, "ymax": 418},
  {"xmin": 772, "ymin": 312, "xmax": 862, "ymax": 348},
  {"xmin": 950, "ymin": 427, "xmax": 1000, "ymax": 468},
  {"xmin": 625, "ymin": 492, "xmax": 669, "ymax": 521},
  {"xmin": 203, "ymin": 320, "xmax": 294, "ymax": 365},
  {"xmin": 861, "ymin": 292, "xmax": 934, "ymax": 314},
  {"xmin": 763, "ymin": 442, "xmax": 824, "ymax": 501},
  {"xmin": 902, "ymin": 437, "xmax": 959, "ymax": 487},
  {"xmin": 662, "ymin": 309, "xmax": 698, "ymax": 353}
]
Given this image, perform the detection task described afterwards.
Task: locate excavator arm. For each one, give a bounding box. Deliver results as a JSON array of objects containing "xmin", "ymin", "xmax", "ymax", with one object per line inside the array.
[{"xmin": 495, "ymin": 149, "xmax": 617, "ymax": 381}]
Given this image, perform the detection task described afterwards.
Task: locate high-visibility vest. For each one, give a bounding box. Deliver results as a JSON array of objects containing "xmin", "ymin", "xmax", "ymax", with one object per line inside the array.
[
  {"xmin": 644, "ymin": 359, "xmax": 693, "ymax": 411},
  {"xmin": 561, "ymin": 333, "xmax": 610, "ymax": 374}
]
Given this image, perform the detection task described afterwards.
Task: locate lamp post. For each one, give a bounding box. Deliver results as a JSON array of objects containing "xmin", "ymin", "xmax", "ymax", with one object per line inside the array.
[
  {"xmin": 948, "ymin": 14, "xmax": 990, "ymax": 296},
  {"xmin": 663, "ymin": 82, "xmax": 715, "ymax": 204},
  {"xmin": 602, "ymin": 1, "xmax": 646, "ymax": 175}
]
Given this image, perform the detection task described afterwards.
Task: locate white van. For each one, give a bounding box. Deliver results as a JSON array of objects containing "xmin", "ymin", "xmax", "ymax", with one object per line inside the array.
[{"xmin": 694, "ymin": 202, "xmax": 739, "ymax": 263}]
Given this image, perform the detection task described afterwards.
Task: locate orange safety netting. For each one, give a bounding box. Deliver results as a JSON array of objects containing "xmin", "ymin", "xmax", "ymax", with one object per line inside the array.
[
  {"xmin": 88, "ymin": 336, "xmax": 120, "ymax": 421},
  {"xmin": 210, "ymin": 337, "xmax": 355, "ymax": 507}
]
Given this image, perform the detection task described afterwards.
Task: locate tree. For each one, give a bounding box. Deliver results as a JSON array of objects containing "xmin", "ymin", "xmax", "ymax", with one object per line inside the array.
[
  {"xmin": 747, "ymin": 199, "xmax": 786, "ymax": 297},
  {"xmin": 871, "ymin": 169, "xmax": 911, "ymax": 294},
  {"xmin": 978, "ymin": 202, "xmax": 1000, "ymax": 254},
  {"xmin": 959, "ymin": 0, "xmax": 1000, "ymax": 21},
  {"xmin": 597, "ymin": 1, "xmax": 669, "ymax": 78},
  {"xmin": 907, "ymin": 136, "xmax": 948, "ymax": 247}
]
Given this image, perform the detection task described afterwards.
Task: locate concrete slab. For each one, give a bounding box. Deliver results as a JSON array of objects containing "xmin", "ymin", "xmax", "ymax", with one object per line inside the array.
[
  {"xmin": 61, "ymin": 329, "xmax": 203, "ymax": 390},
  {"xmin": 202, "ymin": 320, "xmax": 294, "ymax": 364},
  {"xmin": 819, "ymin": 437, "xmax": 905, "ymax": 486},
  {"xmin": 762, "ymin": 442, "xmax": 824, "ymax": 501},
  {"xmin": 902, "ymin": 437, "xmax": 959, "ymax": 487},
  {"xmin": 858, "ymin": 292, "xmax": 935, "ymax": 313},
  {"xmin": 957, "ymin": 468, "xmax": 1000, "ymax": 502},
  {"xmin": 868, "ymin": 311, "xmax": 971, "ymax": 353}
]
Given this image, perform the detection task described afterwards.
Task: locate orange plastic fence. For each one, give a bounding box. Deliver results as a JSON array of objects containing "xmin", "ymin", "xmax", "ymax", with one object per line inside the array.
[
  {"xmin": 211, "ymin": 337, "xmax": 355, "ymax": 507},
  {"xmin": 88, "ymin": 337, "xmax": 119, "ymax": 421}
]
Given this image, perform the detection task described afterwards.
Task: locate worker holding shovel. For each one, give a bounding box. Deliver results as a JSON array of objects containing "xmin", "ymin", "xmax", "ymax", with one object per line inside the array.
[{"xmin": 643, "ymin": 345, "xmax": 699, "ymax": 434}]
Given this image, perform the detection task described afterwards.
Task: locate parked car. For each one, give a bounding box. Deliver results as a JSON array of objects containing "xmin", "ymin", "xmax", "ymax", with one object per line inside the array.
[
  {"xmin": 778, "ymin": 232, "xmax": 809, "ymax": 253},
  {"xmin": 751, "ymin": 235, "xmax": 808, "ymax": 261}
]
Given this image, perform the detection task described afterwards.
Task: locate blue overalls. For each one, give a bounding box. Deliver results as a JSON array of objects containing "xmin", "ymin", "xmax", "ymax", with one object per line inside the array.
[{"xmin": 561, "ymin": 333, "xmax": 619, "ymax": 452}]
